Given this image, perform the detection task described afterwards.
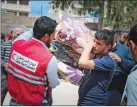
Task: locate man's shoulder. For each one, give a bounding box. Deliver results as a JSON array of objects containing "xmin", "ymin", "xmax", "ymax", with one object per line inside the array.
[
  {"xmin": 131, "ymin": 65, "xmax": 137, "ymax": 73},
  {"xmin": 48, "ymin": 56, "xmax": 57, "ymax": 66},
  {"xmin": 127, "ymin": 65, "xmax": 137, "ymax": 85},
  {"xmin": 117, "ymin": 43, "xmax": 129, "ymax": 50},
  {"xmin": 102, "ymin": 54, "xmax": 116, "ymax": 65},
  {"xmin": 94, "ymin": 53, "xmax": 116, "ymax": 71}
]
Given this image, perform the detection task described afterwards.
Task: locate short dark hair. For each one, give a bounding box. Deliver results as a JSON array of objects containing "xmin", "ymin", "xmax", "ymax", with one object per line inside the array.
[
  {"xmin": 1, "ymin": 33, "xmax": 5, "ymax": 40},
  {"xmin": 95, "ymin": 29, "xmax": 114, "ymax": 46},
  {"xmin": 33, "ymin": 16, "xmax": 57, "ymax": 39},
  {"xmin": 128, "ymin": 23, "xmax": 137, "ymax": 45}
]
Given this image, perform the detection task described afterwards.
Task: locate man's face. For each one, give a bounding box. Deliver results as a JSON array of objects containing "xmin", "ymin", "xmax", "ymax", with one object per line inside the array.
[
  {"xmin": 91, "ymin": 39, "xmax": 111, "ymax": 55},
  {"xmin": 12, "ymin": 34, "xmax": 20, "ymax": 40},
  {"xmin": 128, "ymin": 40, "xmax": 137, "ymax": 62},
  {"xmin": 120, "ymin": 35, "xmax": 126, "ymax": 44},
  {"xmin": 44, "ymin": 31, "xmax": 55, "ymax": 48},
  {"xmin": 12, "ymin": 30, "xmax": 24, "ymax": 41}
]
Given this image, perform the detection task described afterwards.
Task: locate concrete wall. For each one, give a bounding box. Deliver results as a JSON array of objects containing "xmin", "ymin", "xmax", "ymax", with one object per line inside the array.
[
  {"xmin": 1, "ymin": 1, "xmax": 30, "ymax": 16},
  {"xmin": 1, "ymin": 14, "xmax": 38, "ymax": 34}
]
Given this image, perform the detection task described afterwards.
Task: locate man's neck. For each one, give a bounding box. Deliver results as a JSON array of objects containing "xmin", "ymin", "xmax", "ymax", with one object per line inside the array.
[
  {"xmin": 94, "ymin": 51, "xmax": 109, "ymax": 59},
  {"xmin": 94, "ymin": 54, "xmax": 103, "ymax": 59}
]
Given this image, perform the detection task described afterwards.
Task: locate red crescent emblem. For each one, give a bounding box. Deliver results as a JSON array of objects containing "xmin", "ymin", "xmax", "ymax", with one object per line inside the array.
[{"xmin": 12, "ymin": 53, "xmax": 16, "ymax": 60}]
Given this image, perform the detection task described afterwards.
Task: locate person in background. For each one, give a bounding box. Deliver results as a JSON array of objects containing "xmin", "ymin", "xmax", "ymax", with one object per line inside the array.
[
  {"xmin": 1, "ymin": 28, "xmax": 24, "ymax": 105},
  {"xmin": 1, "ymin": 33, "xmax": 5, "ymax": 44},
  {"xmin": 106, "ymin": 30, "xmax": 135, "ymax": 106},
  {"xmin": 8, "ymin": 31, "xmax": 13, "ymax": 40},
  {"xmin": 78, "ymin": 29, "xmax": 116, "ymax": 106},
  {"xmin": 121, "ymin": 23, "xmax": 137, "ymax": 105},
  {"xmin": 119, "ymin": 33, "xmax": 128, "ymax": 45},
  {"xmin": 7, "ymin": 16, "xmax": 60, "ymax": 106}
]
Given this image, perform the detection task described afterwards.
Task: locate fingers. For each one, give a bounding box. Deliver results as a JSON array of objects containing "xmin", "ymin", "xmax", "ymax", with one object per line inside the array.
[
  {"xmin": 109, "ymin": 52, "xmax": 116, "ymax": 59},
  {"xmin": 56, "ymin": 23, "xmax": 62, "ymax": 33},
  {"xmin": 109, "ymin": 52, "xmax": 121, "ymax": 62},
  {"xmin": 54, "ymin": 23, "xmax": 62, "ymax": 40},
  {"xmin": 87, "ymin": 36, "xmax": 94, "ymax": 46}
]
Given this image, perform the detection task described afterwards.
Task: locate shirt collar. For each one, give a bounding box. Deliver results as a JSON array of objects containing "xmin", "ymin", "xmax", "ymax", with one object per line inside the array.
[
  {"xmin": 131, "ymin": 65, "xmax": 137, "ymax": 73},
  {"xmin": 111, "ymin": 44, "xmax": 117, "ymax": 52},
  {"xmin": 31, "ymin": 37, "xmax": 49, "ymax": 50}
]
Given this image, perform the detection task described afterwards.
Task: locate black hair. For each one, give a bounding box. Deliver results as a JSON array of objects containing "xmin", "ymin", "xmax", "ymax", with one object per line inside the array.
[
  {"xmin": 11, "ymin": 31, "xmax": 13, "ymax": 34},
  {"xmin": 95, "ymin": 29, "xmax": 114, "ymax": 46},
  {"xmin": 128, "ymin": 23, "xmax": 137, "ymax": 45},
  {"xmin": 1, "ymin": 33, "xmax": 5, "ymax": 40},
  {"xmin": 33, "ymin": 16, "xmax": 57, "ymax": 40}
]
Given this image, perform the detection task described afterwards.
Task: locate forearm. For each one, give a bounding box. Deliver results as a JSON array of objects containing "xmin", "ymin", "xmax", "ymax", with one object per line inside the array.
[
  {"xmin": 79, "ymin": 46, "xmax": 92, "ymax": 64},
  {"xmin": 78, "ymin": 42, "xmax": 95, "ymax": 69},
  {"xmin": 119, "ymin": 59, "xmax": 135, "ymax": 72}
]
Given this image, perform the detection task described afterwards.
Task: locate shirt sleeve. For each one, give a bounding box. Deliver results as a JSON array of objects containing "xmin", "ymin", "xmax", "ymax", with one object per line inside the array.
[
  {"xmin": 13, "ymin": 29, "xmax": 33, "ymax": 44},
  {"xmin": 126, "ymin": 70, "xmax": 137, "ymax": 105},
  {"xmin": 46, "ymin": 56, "xmax": 60, "ymax": 88},
  {"xmin": 120, "ymin": 47, "xmax": 136, "ymax": 73},
  {"xmin": 93, "ymin": 56, "xmax": 116, "ymax": 72}
]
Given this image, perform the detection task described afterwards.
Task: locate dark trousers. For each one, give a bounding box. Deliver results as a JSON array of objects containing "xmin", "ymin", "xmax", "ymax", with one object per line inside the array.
[
  {"xmin": 107, "ymin": 73, "xmax": 127, "ymax": 106},
  {"xmin": 108, "ymin": 73, "xmax": 127, "ymax": 94},
  {"xmin": 107, "ymin": 90, "xmax": 122, "ymax": 106},
  {"xmin": 1, "ymin": 69, "xmax": 8, "ymax": 106}
]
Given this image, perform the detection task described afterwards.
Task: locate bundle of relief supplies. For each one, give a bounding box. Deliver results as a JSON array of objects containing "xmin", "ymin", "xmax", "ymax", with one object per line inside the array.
[{"xmin": 49, "ymin": 12, "xmax": 94, "ymax": 86}]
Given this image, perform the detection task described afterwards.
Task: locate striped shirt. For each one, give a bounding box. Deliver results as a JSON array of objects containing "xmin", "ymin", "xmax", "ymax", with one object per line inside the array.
[{"xmin": 1, "ymin": 40, "xmax": 12, "ymax": 65}]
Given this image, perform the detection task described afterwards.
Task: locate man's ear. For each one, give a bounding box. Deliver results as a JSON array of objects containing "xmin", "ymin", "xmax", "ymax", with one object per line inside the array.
[
  {"xmin": 44, "ymin": 34, "xmax": 50, "ymax": 41},
  {"xmin": 107, "ymin": 44, "xmax": 112, "ymax": 51},
  {"xmin": 41, "ymin": 34, "xmax": 49, "ymax": 42},
  {"xmin": 129, "ymin": 40, "xmax": 136, "ymax": 50}
]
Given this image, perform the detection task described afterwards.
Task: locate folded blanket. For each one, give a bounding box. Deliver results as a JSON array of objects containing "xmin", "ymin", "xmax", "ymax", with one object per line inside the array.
[
  {"xmin": 57, "ymin": 61, "xmax": 84, "ymax": 86},
  {"xmin": 50, "ymin": 40, "xmax": 80, "ymax": 67}
]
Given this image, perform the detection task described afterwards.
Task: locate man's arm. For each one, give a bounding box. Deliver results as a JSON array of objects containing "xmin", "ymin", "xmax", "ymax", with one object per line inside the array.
[
  {"xmin": 13, "ymin": 29, "xmax": 33, "ymax": 44},
  {"xmin": 126, "ymin": 70, "xmax": 137, "ymax": 105},
  {"xmin": 109, "ymin": 47, "xmax": 135, "ymax": 73},
  {"xmin": 78, "ymin": 37, "xmax": 95, "ymax": 69},
  {"xmin": 46, "ymin": 56, "xmax": 60, "ymax": 88},
  {"xmin": 120, "ymin": 47, "xmax": 135, "ymax": 71},
  {"xmin": 93, "ymin": 57, "xmax": 116, "ymax": 72}
]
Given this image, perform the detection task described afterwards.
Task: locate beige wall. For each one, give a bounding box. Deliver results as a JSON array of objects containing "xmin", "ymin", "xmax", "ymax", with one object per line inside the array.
[
  {"xmin": 1, "ymin": 14, "xmax": 38, "ymax": 34},
  {"xmin": 2, "ymin": 2, "xmax": 30, "ymax": 13},
  {"xmin": 1, "ymin": 1, "xmax": 30, "ymax": 16}
]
